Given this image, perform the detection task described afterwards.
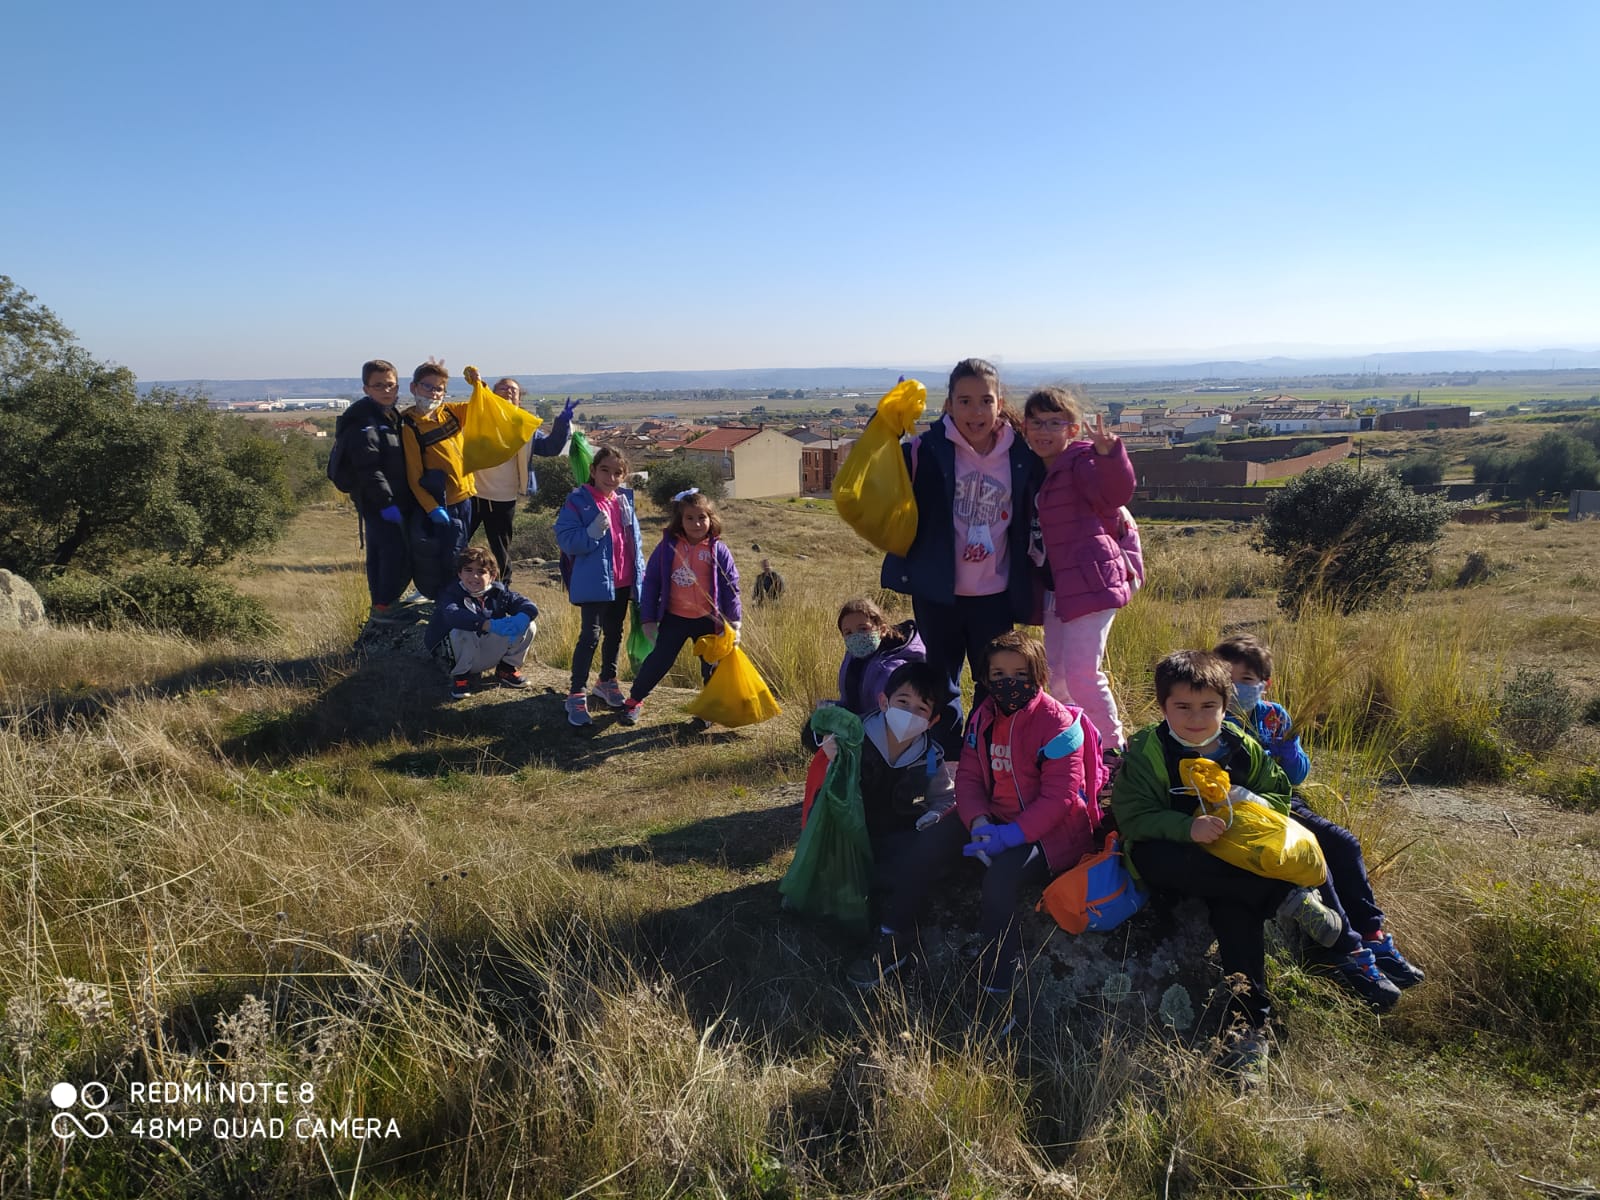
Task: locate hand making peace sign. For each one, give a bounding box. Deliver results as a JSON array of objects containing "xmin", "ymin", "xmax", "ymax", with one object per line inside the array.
[{"xmin": 1087, "ymin": 412, "xmax": 1121, "ymax": 456}]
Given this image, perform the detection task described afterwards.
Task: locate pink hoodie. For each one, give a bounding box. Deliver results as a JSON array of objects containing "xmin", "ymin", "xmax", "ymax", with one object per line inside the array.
[
  {"xmin": 946, "ymin": 415, "xmax": 1017, "ymax": 597},
  {"xmin": 1035, "ymin": 440, "xmax": 1137, "ymax": 623}
]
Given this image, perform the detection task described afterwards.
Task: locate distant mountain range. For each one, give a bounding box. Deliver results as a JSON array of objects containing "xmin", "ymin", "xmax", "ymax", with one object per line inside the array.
[{"xmin": 143, "ymin": 348, "xmax": 1600, "ymax": 401}]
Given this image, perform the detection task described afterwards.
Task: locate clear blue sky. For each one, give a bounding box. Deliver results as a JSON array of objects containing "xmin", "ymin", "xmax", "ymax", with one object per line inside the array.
[{"xmin": 4, "ymin": 1, "xmax": 1598, "ymax": 381}]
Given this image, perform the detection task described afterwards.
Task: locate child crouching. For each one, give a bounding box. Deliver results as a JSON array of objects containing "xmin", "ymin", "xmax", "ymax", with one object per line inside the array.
[{"xmin": 424, "ymin": 546, "xmax": 539, "ymax": 700}]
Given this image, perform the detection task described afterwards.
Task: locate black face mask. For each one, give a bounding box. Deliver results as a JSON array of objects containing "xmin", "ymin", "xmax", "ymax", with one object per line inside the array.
[{"xmin": 989, "ymin": 677, "xmax": 1039, "ymax": 715}]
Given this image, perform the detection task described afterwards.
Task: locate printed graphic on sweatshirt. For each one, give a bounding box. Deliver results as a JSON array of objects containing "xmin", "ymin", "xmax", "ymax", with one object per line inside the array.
[
  {"xmin": 671, "ymin": 545, "xmax": 713, "ymax": 588},
  {"xmin": 989, "ymin": 738, "xmax": 1013, "ymax": 779},
  {"xmin": 955, "ymin": 470, "xmax": 1010, "ymax": 563}
]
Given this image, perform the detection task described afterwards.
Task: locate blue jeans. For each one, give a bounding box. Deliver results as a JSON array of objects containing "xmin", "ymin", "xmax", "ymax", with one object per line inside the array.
[{"xmin": 1292, "ymin": 796, "xmax": 1383, "ymax": 953}]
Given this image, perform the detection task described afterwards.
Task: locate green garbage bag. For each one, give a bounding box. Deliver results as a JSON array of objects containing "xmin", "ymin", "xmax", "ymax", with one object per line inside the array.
[
  {"xmin": 569, "ymin": 428, "xmax": 595, "ymax": 485},
  {"xmin": 779, "ymin": 706, "xmax": 872, "ymax": 930},
  {"xmin": 626, "ymin": 600, "xmax": 656, "ymax": 671}
]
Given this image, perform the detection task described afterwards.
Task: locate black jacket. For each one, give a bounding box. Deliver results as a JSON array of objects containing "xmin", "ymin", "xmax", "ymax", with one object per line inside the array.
[{"xmin": 335, "ymin": 398, "xmax": 414, "ymax": 515}]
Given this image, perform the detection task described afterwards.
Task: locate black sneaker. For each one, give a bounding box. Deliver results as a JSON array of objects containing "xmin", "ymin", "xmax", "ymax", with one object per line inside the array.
[
  {"xmin": 494, "ymin": 662, "xmax": 528, "ymax": 689},
  {"xmin": 1312, "ymin": 945, "xmax": 1401, "ymax": 1012},
  {"xmin": 1217, "ymin": 1025, "xmax": 1271, "ymax": 1089},
  {"xmin": 684, "ymin": 717, "xmax": 711, "ymax": 733},
  {"xmin": 447, "ymin": 674, "xmax": 472, "ymax": 701},
  {"xmin": 970, "ymin": 987, "xmax": 1020, "ymax": 1039},
  {"xmin": 1366, "ymin": 931, "xmax": 1426, "ymax": 989},
  {"xmin": 844, "ymin": 931, "xmax": 908, "ymax": 989}
]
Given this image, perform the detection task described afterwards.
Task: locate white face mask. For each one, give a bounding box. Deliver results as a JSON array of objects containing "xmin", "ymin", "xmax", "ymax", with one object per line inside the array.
[
  {"xmin": 883, "ymin": 707, "xmax": 930, "ymax": 741},
  {"xmin": 412, "ymin": 394, "xmax": 440, "ymax": 415},
  {"xmin": 1169, "ymin": 728, "xmax": 1217, "ymax": 750}
]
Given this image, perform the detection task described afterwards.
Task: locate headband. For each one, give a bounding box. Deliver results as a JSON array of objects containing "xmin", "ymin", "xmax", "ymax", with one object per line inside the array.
[{"xmin": 673, "ymin": 488, "xmax": 700, "ymax": 502}]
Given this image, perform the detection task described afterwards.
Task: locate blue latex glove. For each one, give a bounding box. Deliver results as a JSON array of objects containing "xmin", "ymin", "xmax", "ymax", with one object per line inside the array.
[
  {"xmin": 489, "ymin": 613, "xmax": 531, "ymax": 639},
  {"xmin": 963, "ymin": 821, "xmax": 1026, "ymax": 858},
  {"xmin": 427, "ymin": 507, "xmax": 450, "ymax": 527},
  {"xmin": 559, "ymin": 396, "xmax": 581, "ymax": 421},
  {"xmin": 379, "ymin": 505, "xmax": 403, "ymax": 525}
]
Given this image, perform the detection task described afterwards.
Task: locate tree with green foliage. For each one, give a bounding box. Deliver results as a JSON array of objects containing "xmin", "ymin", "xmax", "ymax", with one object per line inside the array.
[
  {"xmin": 527, "ymin": 455, "xmax": 577, "ymax": 510},
  {"xmin": 0, "ymin": 275, "xmax": 76, "ymax": 390},
  {"xmin": 1510, "ymin": 432, "xmax": 1600, "ymax": 493},
  {"xmin": 1395, "ymin": 451, "xmax": 1446, "ymax": 486},
  {"xmin": 646, "ymin": 456, "xmax": 727, "ymax": 509},
  {"xmin": 0, "ymin": 279, "xmax": 295, "ymax": 580},
  {"xmin": 1254, "ymin": 462, "xmax": 1454, "ymax": 613},
  {"xmin": 0, "ymin": 362, "xmax": 294, "ymax": 575}
]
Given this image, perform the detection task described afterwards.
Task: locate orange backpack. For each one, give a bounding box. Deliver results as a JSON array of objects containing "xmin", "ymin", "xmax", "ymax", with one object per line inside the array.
[{"xmin": 1037, "ymin": 832, "xmax": 1146, "ymax": 934}]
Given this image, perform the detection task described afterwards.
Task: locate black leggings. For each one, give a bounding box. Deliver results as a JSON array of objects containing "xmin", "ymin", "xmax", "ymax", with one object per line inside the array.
[
  {"xmin": 629, "ymin": 612, "xmax": 718, "ymax": 702},
  {"xmin": 570, "ymin": 590, "xmax": 632, "ymax": 692}
]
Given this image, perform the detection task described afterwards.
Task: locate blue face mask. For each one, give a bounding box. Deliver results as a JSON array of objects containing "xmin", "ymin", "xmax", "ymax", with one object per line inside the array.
[
  {"xmin": 1233, "ymin": 682, "xmax": 1265, "ymax": 710},
  {"xmin": 843, "ymin": 631, "xmax": 881, "ymax": 659}
]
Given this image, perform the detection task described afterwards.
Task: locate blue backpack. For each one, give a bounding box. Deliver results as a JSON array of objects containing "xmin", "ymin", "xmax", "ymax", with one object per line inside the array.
[{"xmin": 1037, "ymin": 831, "xmax": 1146, "ymax": 934}]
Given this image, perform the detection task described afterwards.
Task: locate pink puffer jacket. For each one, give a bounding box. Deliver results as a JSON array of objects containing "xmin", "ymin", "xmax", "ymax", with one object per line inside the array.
[{"xmin": 1036, "ymin": 441, "xmax": 1137, "ymax": 623}]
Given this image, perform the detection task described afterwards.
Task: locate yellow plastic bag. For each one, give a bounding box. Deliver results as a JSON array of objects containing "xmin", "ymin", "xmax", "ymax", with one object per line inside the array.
[
  {"xmin": 459, "ymin": 366, "xmax": 543, "ymax": 474},
  {"xmin": 685, "ymin": 624, "xmax": 782, "ymax": 728},
  {"xmin": 832, "ymin": 378, "xmax": 926, "ymax": 556},
  {"xmin": 1178, "ymin": 759, "xmax": 1327, "ymax": 887}
]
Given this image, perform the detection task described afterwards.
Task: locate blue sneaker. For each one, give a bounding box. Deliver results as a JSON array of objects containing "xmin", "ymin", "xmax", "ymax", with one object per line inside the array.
[
  {"xmin": 1315, "ymin": 945, "xmax": 1401, "ymax": 1012},
  {"xmin": 1366, "ymin": 931, "xmax": 1425, "ymax": 989}
]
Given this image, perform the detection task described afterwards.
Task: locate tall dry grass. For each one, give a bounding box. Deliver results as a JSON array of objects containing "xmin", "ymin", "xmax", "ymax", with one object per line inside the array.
[{"xmin": 4, "ymin": 501, "xmax": 1600, "ymax": 1196}]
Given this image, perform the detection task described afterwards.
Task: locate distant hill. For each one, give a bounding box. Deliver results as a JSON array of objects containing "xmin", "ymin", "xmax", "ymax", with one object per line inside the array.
[{"xmin": 143, "ymin": 349, "xmax": 1600, "ymax": 401}]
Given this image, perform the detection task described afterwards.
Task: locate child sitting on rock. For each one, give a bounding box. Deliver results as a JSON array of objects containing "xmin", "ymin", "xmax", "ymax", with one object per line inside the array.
[{"xmin": 1214, "ymin": 634, "xmax": 1424, "ymax": 1009}]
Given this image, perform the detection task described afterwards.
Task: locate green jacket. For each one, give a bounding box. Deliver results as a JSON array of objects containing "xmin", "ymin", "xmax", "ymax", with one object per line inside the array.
[{"xmin": 1111, "ymin": 718, "xmax": 1293, "ymax": 848}]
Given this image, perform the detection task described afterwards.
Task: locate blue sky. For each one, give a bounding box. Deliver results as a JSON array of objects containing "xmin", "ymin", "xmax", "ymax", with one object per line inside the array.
[{"xmin": 4, "ymin": 1, "xmax": 1598, "ymax": 381}]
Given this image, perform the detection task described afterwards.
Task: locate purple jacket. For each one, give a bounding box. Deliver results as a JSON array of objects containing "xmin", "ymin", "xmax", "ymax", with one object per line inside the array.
[
  {"xmin": 639, "ymin": 534, "xmax": 742, "ymax": 625},
  {"xmin": 1036, "ymin": 440, "xmax": 1138, "ymax": 623},
  {"xmin": 834, "ymin": 620, "xmax": 925, "ymax": 716}
]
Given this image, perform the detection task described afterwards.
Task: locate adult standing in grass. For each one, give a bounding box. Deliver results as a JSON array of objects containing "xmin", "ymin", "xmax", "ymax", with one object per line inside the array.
[
  {"xmin": 468, "ymin": 381, "xmax": 579, "ymax": 586},
  {"xmin": 333, "ymin": 358, "xmax": 415, "ymax": 622},
  {"xmin": 880, "ymin": 358, "xmax": 1044, "ymax": 760}
]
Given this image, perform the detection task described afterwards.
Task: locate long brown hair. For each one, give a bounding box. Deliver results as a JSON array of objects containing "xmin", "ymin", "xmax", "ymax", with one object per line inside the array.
[{"xmin": 664, "ymin": 490, "xmax": 723, "ymax": 542}]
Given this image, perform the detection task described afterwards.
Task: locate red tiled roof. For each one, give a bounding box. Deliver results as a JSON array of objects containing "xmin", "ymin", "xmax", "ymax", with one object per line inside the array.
[{"xmin": 684, "ymin": 427, "xmax": 762, "ymax": 452}]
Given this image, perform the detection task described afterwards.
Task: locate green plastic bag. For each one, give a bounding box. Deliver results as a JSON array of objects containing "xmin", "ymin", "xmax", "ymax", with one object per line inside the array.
[
  {"xmin": 626, "ymin": 601, "xmax": 656, "ymax": 671},
  {"xmin": 569, "ymin": 428, "xmax": 595, "ymax": 485},
  {"xmin": 779, "ymin": 707, "xmax": 872, "ymax": 930}
]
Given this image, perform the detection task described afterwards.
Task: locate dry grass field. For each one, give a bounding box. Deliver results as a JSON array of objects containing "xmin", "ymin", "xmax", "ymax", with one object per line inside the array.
[{"xmin": 2, "ymin": 496, "xmax": 1598, "ymax": 1198}]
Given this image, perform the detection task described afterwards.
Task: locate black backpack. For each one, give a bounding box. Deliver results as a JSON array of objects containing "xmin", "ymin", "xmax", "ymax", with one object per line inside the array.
[{"xmin": 326, "ymin": 427, "xmax": 364, "ymax": 494}]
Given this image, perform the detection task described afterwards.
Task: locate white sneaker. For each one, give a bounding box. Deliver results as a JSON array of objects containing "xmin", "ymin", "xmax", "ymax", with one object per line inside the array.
[
  {"xmin": 591, "ymin": 678, "xmax": 627, "ymax": 708},
  {"xmin": 564, "ymin": 693, "xmax": 592, "ymax": 727}
]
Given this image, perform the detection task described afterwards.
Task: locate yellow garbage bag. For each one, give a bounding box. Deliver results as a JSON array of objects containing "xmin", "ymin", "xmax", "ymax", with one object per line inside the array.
[
  {"xmin": 685, "ymin": 624, "xmax": 782, "ymax": 728},
  {"xmin": 832, "ymin": 378, "xmax": 926, "ymax": 556},
  {"xmin": 459, "ymin": 366, "xmax": 543, "ymax": 474},
  {"xmin": 1178, "ymin": 758, "xmax": 1327, "ymax": 887}
]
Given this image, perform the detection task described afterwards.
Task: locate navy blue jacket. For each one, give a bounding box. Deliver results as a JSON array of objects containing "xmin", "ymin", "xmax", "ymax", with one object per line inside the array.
[
  {"xmin": 335, "ymin": 397, "xmax": 415, "ymax": 515},
  {"xmin": 879, "ymin": 419, "xmax": 1043, "ymax": 622},
  {"xmin": 424, "ymin": 580, "xmax": 539, "ymax": 652}
]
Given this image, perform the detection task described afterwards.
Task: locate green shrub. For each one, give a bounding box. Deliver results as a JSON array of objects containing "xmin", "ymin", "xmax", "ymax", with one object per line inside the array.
[
  {"xmin": 1253, "ymin": 463, "xmax": 1455, "ymax": 614},
  {"xmin": 646, "ymin": 457, "xmax": 727, "ymax": 509},
  {"xmin": 1467, "ymin": 878, "xmax": 1600, "ymax": 1077},
  {"xmin": 1404, "ymin": 714, "xmax": 1515, "ymax": 783},
  {"xmin": 1534, "ymin": 767, "xmax": 1600, "ymax": 813},
  {"xmin": 37, "ymin": 564, "xmax": 272, "ymax": 640},
  {"xmin": 527, "ymin": 456, "xmax": 576, "ymax": 510},
  {"xmin": 1454, "ymin": 549, "xmax": 1493, "ymax": 587},
  {"xmin": 1396, "ymin": 451, "xmax": 1446, "ymax": 486},
  {"xmin": 1583, "ymin": 694, "xmax": 1600, "ymax": 726},
  {"xmin": 1500, "ymin": 665, "xmax": 1577, "ymax": 752}
]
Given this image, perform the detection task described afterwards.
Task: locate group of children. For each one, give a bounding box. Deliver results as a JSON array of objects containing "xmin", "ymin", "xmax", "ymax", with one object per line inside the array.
[
  {"xmin": 805, "ymin": 359, "xmax": 1421, "ymax": 1070},
  {"xmin": 342, "ymin": 354, "xmax": 1423, "ymax": 1073}
]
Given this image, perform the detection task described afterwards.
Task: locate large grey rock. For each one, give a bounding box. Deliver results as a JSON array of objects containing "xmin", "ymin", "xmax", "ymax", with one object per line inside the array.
[{"xmin": 0, "ymin": 570, "xmax": 48, "ymax": 633}]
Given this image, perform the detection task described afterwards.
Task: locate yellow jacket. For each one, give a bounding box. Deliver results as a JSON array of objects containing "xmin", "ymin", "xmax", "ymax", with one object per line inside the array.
[{"xmin": 402, "ymin": 401, "xmax": 476, "ymax": 508}]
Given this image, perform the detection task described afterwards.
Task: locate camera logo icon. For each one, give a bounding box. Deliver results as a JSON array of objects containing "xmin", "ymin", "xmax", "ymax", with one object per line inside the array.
[{"xmin": 50, "ymin": 1082, "xmax": 110, "ymax": 1140}]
